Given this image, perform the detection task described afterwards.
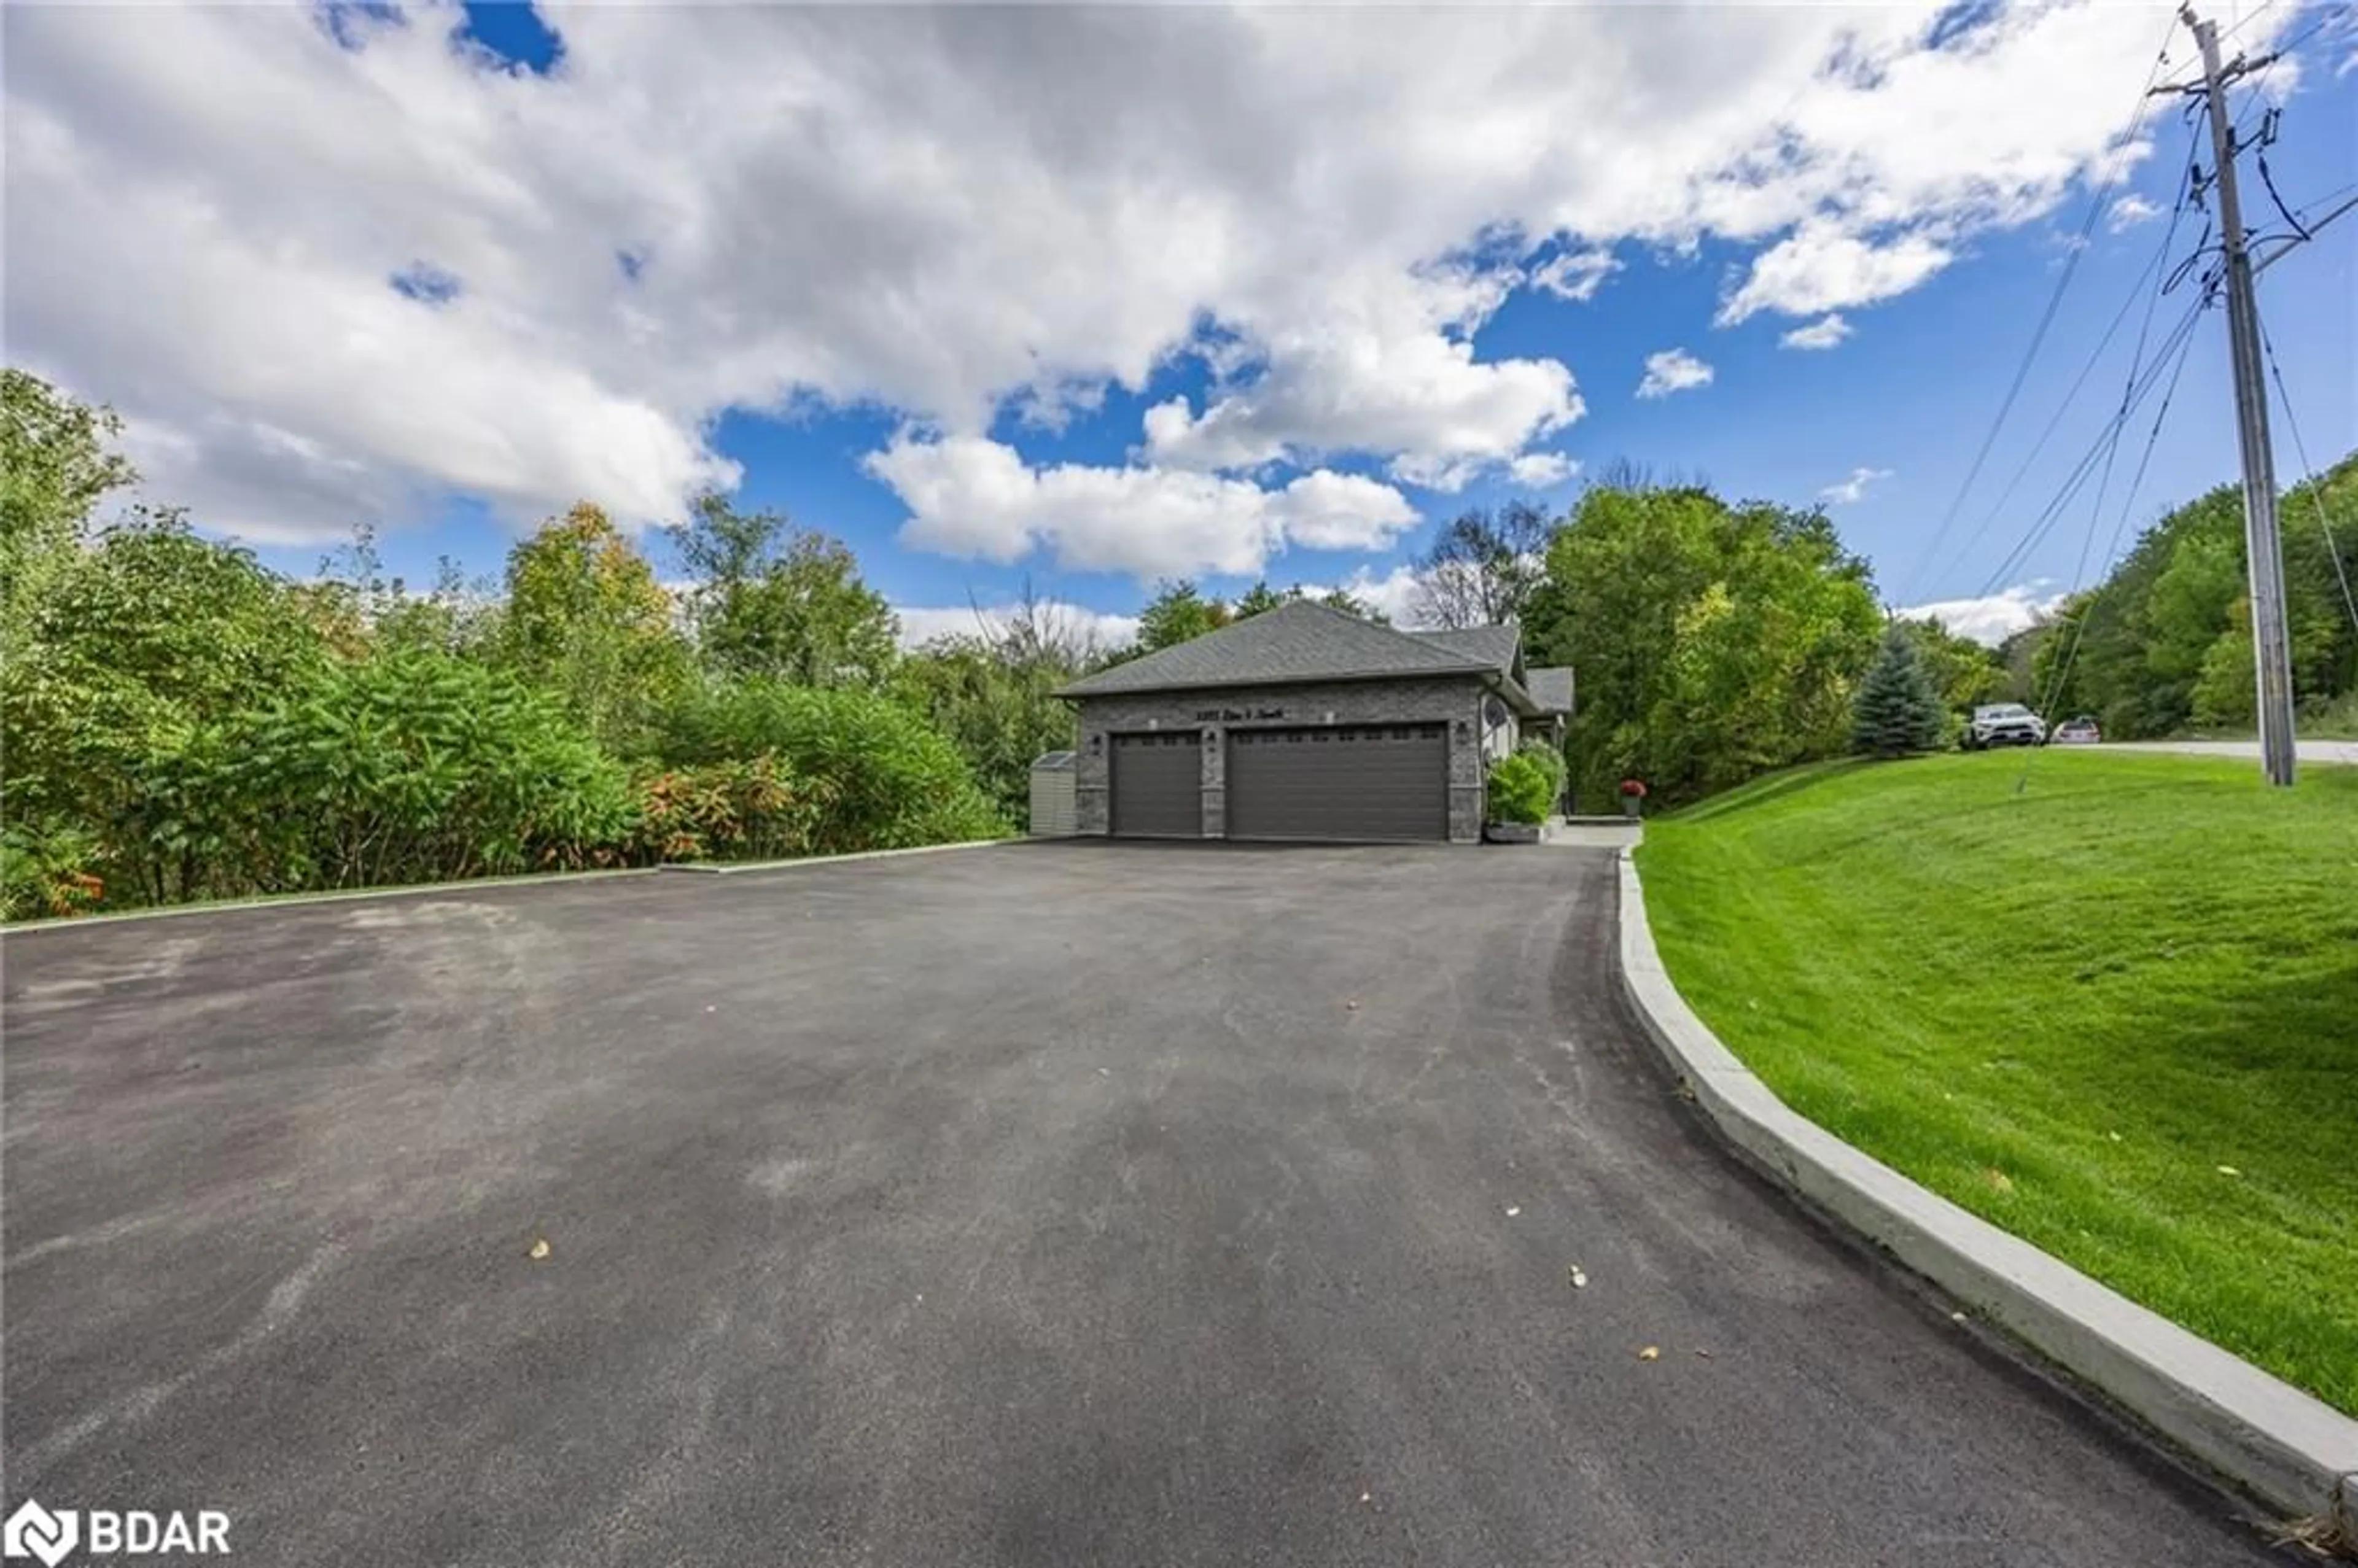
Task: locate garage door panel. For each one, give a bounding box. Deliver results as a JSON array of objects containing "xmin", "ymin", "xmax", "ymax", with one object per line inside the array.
[
  {"xmin": 1226, "ymin": 724, "xmax": 1447, "ymax": 842},
  {"xmin": 1111, "ymin": 732, "xmax": 1202, "ymax": 838}
]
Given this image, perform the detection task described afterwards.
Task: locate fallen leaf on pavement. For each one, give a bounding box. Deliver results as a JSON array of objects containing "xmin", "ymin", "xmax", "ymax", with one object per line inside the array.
[
  {"xmin": 1637, "ymin": 1345, "xmax": 1659, "ymax": 1361},
  {"xmin": 527, "ymin": 1238, "xmax": 551, "ymax": 1260}
]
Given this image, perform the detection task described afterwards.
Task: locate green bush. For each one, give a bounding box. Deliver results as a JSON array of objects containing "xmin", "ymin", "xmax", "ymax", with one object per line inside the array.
[
  {"xmin": 631, "ymin": 756, "xmax": 831, "ymax": 863},
  {"xmin": 1516, "ymin": 738, "xmax": 1567, "ymax": 807},
  {"xmin": 1485, "ymin": 751, "xmax": 1554, "ymax": 825},
  {"xmin": 218, "ymin": 649, "xmax": 636, "ymax": 891},
  {"xmin": 660, "ymin": 680, "xmax": 1006, "ymax": 852}
]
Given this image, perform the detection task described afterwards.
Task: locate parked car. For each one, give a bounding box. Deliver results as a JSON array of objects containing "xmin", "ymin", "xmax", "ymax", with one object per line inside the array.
[
  {"xmin": 2050, "ymin": 715, "xmax": 2102, "ymax": 745},
  {"xmin": 1962, "ymin": 702, "xmax": 2048, "ymax": 750}
]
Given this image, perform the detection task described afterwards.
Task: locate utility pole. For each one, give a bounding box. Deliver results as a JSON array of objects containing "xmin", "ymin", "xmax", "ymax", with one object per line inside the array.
[{"xmin": 2171, "ymin": 5, "xmax": 2298, "ymax": 785}]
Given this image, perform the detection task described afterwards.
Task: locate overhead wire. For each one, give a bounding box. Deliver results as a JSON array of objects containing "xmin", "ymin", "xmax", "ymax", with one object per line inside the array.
[
  {"xmin": 1894, "ymin": 9, "xmax": 2184, "ymax": 606},
  {"xmin": 2257, "ymin": 322, "xmax": 2358, "ymax": 639},
  {"xmin": 1919, "ymin": 119, "xmax": 2204, "ymax": 597}
]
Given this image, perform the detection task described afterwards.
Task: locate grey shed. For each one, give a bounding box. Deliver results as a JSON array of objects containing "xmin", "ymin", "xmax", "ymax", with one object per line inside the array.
[{"xmin": 1029, "ymin": 750, "xmax": 1078, "ymax": 837}]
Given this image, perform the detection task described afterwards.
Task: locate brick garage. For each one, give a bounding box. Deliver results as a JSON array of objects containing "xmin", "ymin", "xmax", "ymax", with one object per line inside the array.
[{"xmin": 1056, "ymin": 601, "xmax": 1571, "ymax": 845}]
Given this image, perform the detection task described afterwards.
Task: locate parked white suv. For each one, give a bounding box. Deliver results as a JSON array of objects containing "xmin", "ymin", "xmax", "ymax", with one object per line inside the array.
[{"xmin": 1962, "ymin": 703, "xmax": 2047, "ymax": 750}]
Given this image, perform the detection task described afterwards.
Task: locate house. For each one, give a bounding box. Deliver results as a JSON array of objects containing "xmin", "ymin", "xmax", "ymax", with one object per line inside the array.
[{"xmin": 1053, "ymin": 599, "xmax": 1574, "ymax": 844}]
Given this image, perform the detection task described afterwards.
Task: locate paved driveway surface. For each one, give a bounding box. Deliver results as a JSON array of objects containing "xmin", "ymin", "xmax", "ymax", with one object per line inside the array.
[{"xmin": 2, "ymin": 846, "xmax": 2281, "ymax": 1566}]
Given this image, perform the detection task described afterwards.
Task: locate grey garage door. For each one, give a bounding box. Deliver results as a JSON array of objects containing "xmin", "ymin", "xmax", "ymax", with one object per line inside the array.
[
  {"xmin": 1226, "ymin": 723, "xmax": 1448, "ymax": 842},
  {"xmin": 1111, "ymin": 732, "xmax": 1202, "ymax": 837}
]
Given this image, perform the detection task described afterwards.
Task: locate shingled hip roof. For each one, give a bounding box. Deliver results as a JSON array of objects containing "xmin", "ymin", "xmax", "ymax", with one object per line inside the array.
[{"xmin": 1055, "ymin": 599, "xmax": 1503, "ymax": 699}]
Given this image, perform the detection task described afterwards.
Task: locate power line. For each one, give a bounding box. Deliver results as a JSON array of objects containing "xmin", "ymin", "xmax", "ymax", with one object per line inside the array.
[
  {"xmin": 2031, "ymin": 320, "xmax": 2203, "ymax": 731},
  {"xmin": 1970, "ymin": 299, "xmax": 2207, "ymax": 600},
  {"xmin": 1896, "ymin": 10, "xmax": 2184, "ymax": 606},
  {"xmin": 2257, "ymin": 320, "xmax": 2358, "ymax": 638},
  {"xmin": 1918, "ymin": 123, "xmax": 2201, "ymax": 597}
]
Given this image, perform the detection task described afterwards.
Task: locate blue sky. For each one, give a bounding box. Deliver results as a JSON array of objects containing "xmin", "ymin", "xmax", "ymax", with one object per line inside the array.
[{"xmin": 11, "ymin": 1, "xmax": 2354, "ymax": 646}]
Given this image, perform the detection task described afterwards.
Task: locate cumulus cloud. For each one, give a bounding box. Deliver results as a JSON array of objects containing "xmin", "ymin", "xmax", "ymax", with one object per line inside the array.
[
  {"xmin": 1719, "ymin": 225, "xmax": 1953, "ymax": 325},
  {"xmin": 1780, "ymin": 313, "xmax": 1854, "ymax": 351},
  {"xmin": 3, "ymin": 0, "xmax": 2236, "ymax": 549},
  {"xmin": 1819, "ymin": 465, "xmax": 1894, "ymax": 505},
  {"xmin": 863, "ymin": 433, "xmax": 1417, "ymax": 581},
  {"xmin": 2106, "ymin": 193, "xmax": 2162, "ymax": 232},
  {"xmin": 1899, "ymin": 583, "xmax": 2064, "ymax": 645},
  {"xmin": 1636, "ymin": 349, "xmax": 1714, "ymax": 400},
  {"xmin": 1508, "ymin": 452, "xmax": 1577, "ymax": 488},
  {"xmin": 1528, "ymin": 247, "xmax": 1621, "ymax": 303}
]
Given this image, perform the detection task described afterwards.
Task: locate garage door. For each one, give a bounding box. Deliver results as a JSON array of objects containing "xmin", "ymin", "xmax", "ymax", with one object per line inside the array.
[
  {"xmin": 1110, "ymin": 732, "xmax": 1202, "ymax": 837},
  {"xmin": 1226, "ymin": 724, "xmax": 1448, "ymax": 842}
]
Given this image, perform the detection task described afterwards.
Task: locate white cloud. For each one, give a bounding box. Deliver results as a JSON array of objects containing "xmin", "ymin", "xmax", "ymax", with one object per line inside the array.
[
  {"xmin": 1508, "ymin": 451, "xmax": 1578, "ymax": 488},
  {"xmin": 1899, "ymin": 583, "xmax": 2064, "ymax": 645},
  {"xmin": 1818, "ymin": 465, "xmax": 1894, "ymax": 505},
  {"xmin": 1140, "ymin": 262, "xmax": 1584, "ymax": 493},
  {"xmin": 1780, "ymin": 313, "xmax": 1854, "ymax": 351},
  {"xmin": 893, "ymin": 600, "xmax": 1140, "ymax": 653},
  {"xmin": 1719, "ymin": 224, "xmax": 1953, "ymax": 325},
  {"xmin": 1308, "ymin": 564, "xmax": 1430, "ymax": 628},
  {"xmin": 1636, "ymin": 349, "xmax": 1714, "ymax": 400},
  {"xmin": 4, "ymin": 0, "xmax": 2236, "ymax": 547},
  {"xmin": 2106, "ymin": 193, "xmax": 2162, "ymax": 232},
  {"xmin": 863, "ymin": 433, "xmax": 1417, "ymax": 581},
  {"xmin": 1528, "ymin": 247, "xmax": 1621, "ymax": 303}
]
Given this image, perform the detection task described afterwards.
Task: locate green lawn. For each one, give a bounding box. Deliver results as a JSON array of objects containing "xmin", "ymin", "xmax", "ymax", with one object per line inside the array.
[{"xmin": 1635, "ymin": 750, "xmax": 2358, "ymax": 1416}]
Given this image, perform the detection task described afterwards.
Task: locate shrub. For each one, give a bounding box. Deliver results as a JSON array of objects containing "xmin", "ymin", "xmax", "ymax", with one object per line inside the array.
[
  {"xmin": 1486, "ymin": 751, "xmax": 1554, "ymax": 825},
  {"xmin": 631, "ymin": 756, "xmax": 831, "ymax": 863},
  {"xmin": 1516, "ymin": 738, "xmax": 1567, "ymax": 807},
  {"xmin": 220, "ymin": 648, "xmax": 637, "ymax": 890},
  {"xmin": 1, "ymin": 818, "xmax": 107, "ymax": 922},
  {"xmin": 660, "ymin": 680, "xmax": 1006, "ymax": 852}
]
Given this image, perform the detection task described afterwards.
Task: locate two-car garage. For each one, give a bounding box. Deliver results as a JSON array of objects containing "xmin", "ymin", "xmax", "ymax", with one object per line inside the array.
[
  {"xmin": 1058, "ymin": 600, "xmax": 1570, "ymax": 847},
  {"xmin": 1109, "ymin": 724, "xmax": 1450, "ymax": 843}
]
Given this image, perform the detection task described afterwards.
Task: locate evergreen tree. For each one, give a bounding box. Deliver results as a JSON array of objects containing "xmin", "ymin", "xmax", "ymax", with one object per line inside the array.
[{"xmin": 1850, "ymin": 623, "xmax": 1945, "ymax": 758}]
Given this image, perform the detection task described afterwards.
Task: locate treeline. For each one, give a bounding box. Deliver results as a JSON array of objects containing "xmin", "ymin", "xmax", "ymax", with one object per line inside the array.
[
  {"xmin": 2023, "ymin": 454, "xmax": 2358, "ymax": 738},
  {"xmin": 1, "ymin": 371, "xmax": 1065, "ymax": 918}
]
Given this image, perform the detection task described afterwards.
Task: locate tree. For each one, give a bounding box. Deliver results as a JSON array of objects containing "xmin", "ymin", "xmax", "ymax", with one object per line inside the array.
[
  {"xmin": 1895, "ymin": 615, "xmax": 2006, "ymax": 734},
  {"xmin": 1411, "ymin": 500, "xmax": 1554, "ymax": 628},
  {"xmin": 1851, "ymin": 624, "xmax": 1946, "ymax": 758},
  {"xmin": 2, "ymin": 369, "xmax": 140, "ymax": 659},
  {"xmin": 1542, "ymin": 483, "xmax": 1880, "ymax": 805},
  {"xmin": 1226, "ymin": 580, "xmax": 1390, "ymax": 626},
  {"xmin": 667, "ymin": 494, "xmax": 898, "ymax": 688},
  {"xmin": 500, "ymin": 501, "xmax": 690, "ymax": 756},
  {"xmin": 1232, "ymin": 580, "xmax": 1291, "ymax": 619},
  {"xmin": 1134, "ymin": 579, "xmax": 1233, "ymax": 651}
]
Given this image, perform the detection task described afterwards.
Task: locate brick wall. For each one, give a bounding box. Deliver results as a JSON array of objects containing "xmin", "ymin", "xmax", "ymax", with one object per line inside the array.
[{"xmin": 1071, "ymin": 676, "xmax": 1498, "ymax": 843}]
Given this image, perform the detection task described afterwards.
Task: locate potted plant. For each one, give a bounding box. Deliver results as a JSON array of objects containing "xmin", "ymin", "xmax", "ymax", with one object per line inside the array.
[
  {"xmin": 1484, "ymin": 752, "xmax": 1552, "ymax": 843},
  {"xmin": 1618, "ymin": 777, "xmax": 1648, "ymax": 820}
]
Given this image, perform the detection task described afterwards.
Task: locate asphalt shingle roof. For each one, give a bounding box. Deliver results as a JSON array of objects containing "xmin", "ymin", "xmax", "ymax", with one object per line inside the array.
[
  {"xmin": 1527, "ymin": 667, "xmax": 1575, "ymax": 715},
  {"xmin": 1055, "ymin": 599, "xmax": 1495, "ymax": 698},
  {"xmin": 1407, "ymin": 625, "xmax": 1521, "ymax": 671}
]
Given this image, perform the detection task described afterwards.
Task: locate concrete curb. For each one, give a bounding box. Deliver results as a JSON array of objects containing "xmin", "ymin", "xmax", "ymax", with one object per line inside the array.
[
  {"xmin": 652, "ymin": 839, "xmax": 1012, "ymax": 876},
  {"xmin": 1, "ymin": 841, "xmax": 1015, "ymax": 934},
  {"xmin": 1614, "ymin": 847, "xmax": 2358, "ymax": 1537},
  {"xmin": 0, "ymin": 867, "xmax": 659, "ymax": 936}
]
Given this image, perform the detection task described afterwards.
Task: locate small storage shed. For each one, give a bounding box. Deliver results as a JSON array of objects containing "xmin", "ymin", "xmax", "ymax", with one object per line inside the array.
[{"xmin": 1029, "ymin": 750, "xmax": 1078, "ymax": 837}]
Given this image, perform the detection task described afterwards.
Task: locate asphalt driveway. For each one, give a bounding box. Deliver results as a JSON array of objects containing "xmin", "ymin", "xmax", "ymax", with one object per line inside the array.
[{"xmin": 1, "ymin": 845, "xmax": 2282, "ymax": 1566}]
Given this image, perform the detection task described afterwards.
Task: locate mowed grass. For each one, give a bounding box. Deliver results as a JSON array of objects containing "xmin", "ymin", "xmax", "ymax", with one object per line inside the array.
[{"xmin": 1635, "ymin": 750, "xmax": 2358, "ymax": 1415}]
